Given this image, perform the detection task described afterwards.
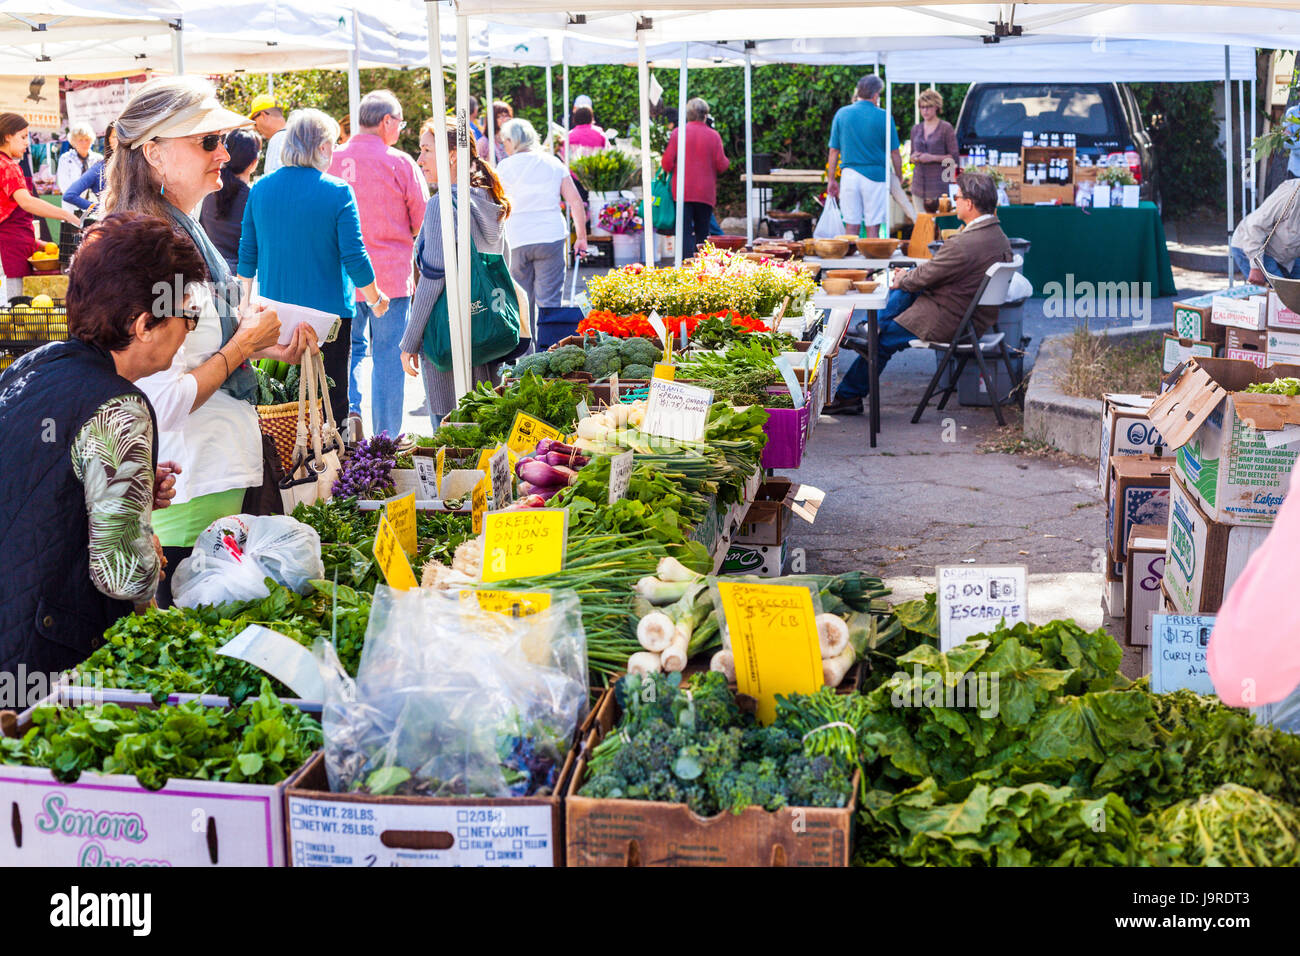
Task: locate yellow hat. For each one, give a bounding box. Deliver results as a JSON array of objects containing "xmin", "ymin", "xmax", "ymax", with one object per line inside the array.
[{"xmin": 249, "ymin": 93, "xmax": 279, "ymax": 118}]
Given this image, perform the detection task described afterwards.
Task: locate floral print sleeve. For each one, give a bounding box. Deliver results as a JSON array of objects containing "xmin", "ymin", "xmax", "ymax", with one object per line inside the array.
[{"xmin": 70, "ymin": 395, "xmax": 160, "ymax": 603}]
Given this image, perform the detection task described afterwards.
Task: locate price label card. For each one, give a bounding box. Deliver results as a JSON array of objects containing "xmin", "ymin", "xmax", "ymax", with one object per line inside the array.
[
  {"xmin": 1151, "ymin": 614, "xmax": 1216, "ymax": 695},
  {"xmin": 718, "ymin": 581, "xmax": 823, "ymax": 724},
  {"xmin": 217, "ymin": 625, "xmax": 326, "ymax": 702},
  {"xmin": 507, "ymin": 411, "xmax": 564, "ymax": 456},
  {"xmin": 459, "ymin": 588, "xmax": 553, "ymax": 618},
  {"xmin": 374, "ymin": 513, "xmax": 418, "ymax": 591},
  {"xmin": 608, "ymin": 450, "xmax": 634, "ymax": 505},
  {"xmin": 646, "ymin": 310, "xmax": 669, "ymax": 359},
  {"xmin": 481, "ymin": 509, "xmax": 568, "ymax": 582},
  {"xmin": 773, "ymin": 354, "xmax": 804, "ymax": 409},
  {"xmin": 936, "ymin": 565, "xmax": 1028, "ymax": 650},
  {"xmin": 436, "ymin": 446, "xmax": 446, "ymax": 496},
  {"xmin": 490, "ymin": 444, "xmax": 513, "ymax": 506},
  {"xmin": 383, "ymin": 491, "xmax": 418, "ymax": 556},
  {"xmin": 576, "ymin": 399, "xmax": 591, "ymax": 421},
  {"xmin": 415, "ymin": 456, "xmax": 440, "ymax": 500},
  {"xmin": 642, "ymin": 378, "xmax": 714, "ymax": 442},
  {"xmin": 653, "ymin": 362, "xmax": 676, "ymax": 381},
  {"xmin": 471, "ymin": 476, "xmax": 488, "ymax": 534}
]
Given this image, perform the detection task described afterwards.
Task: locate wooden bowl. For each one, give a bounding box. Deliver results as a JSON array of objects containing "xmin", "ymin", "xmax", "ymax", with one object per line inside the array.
[
  {"xmin": 824, "ymin": 269, "xmax": 868, "ymax": 281},
  {"xmin": 801, "ymin": 263, "xmax": 821, "ymax": 279},
  {"xmin": 821, "ymin": 278, "xmax": 853, "ymax": 295},
  {"xmin": 27, "ymin": 256, "xmax": 59, "ymax": 274},
  {"xmin": 855, "ymin": 237, "xmax": 902, "ymax": 258},
  {"xmin": 752, "ymin": 245, "xmax": 793, "ymax": 260},
  {"xmin": 814, "ymin": 238, "xmax": 851, "ymax": 258},
  {"xmin": 802, "ymin": 238, "xmax": 819, "ymax": 256},
  {"xmin": 708, "ymin": 234, "xmax": 746, "ymax": 250},
  {"xmin": 853, "ymin": 280, "xmax": 879, "ymax": 294}
]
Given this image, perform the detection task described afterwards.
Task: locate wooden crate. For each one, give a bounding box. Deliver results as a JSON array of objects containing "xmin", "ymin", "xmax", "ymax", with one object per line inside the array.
[{"xmin": 1020, "ymin": 146, "xmax": 1075, "ymax": 204}]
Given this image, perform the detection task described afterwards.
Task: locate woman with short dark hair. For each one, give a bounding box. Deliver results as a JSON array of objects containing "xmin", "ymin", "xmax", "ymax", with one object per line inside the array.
[{"xmin": 0, "ymin": 212, "xmax": 207, "ymax": 673}]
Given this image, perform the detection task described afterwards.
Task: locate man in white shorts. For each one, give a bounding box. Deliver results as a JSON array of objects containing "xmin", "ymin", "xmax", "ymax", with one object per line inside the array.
[{"xmin": 827, "ymin": 74, "xmax": 902, "ymax": 238}]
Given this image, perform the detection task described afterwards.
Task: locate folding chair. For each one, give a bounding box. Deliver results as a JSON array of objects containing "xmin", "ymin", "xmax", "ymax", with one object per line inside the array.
[{"xmin": 909, "ymin": 255, "xmax": 1023, "ymax": 427}]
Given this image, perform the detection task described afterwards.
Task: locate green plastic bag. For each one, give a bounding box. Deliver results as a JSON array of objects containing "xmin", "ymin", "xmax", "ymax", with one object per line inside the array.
[
  {"xmin": 651, "ymin": 168, "xmax": 676, "ymax": 233},
  {"xmin": 422, "ymin": 240, "xmax": 521, "ymax": 373}
]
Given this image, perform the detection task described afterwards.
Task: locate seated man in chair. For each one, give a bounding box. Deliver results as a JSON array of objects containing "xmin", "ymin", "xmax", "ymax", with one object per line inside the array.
[{"xmin": 825, "ymin": 171, "xmax": 1012, "ymax": 415}]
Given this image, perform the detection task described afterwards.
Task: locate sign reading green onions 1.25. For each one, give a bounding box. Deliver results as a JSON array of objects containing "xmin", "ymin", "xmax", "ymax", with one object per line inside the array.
[{"xmin": 481, "ymin": 509, "xmax": 568, "ymax": 583}]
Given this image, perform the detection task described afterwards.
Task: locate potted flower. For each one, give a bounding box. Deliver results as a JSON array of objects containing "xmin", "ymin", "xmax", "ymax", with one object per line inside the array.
[
  {"xmin": 600, "ymin": 199, "xmax": 644, "ymax": 265},
  {"xmin": 571, "ymin": 148, "xmax": 641, "ymax": 236},
  {"xmin": 1094, "ymin": 165, "xmax": 1138, "ymax": 207}
]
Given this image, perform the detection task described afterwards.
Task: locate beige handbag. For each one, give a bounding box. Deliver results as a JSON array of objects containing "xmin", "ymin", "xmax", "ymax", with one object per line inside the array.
[{"xmin": 278, "ymin": 349, "xmax": 343, "ymax": 511}]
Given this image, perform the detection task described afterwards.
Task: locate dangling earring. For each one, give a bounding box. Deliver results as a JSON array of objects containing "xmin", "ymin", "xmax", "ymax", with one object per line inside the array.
[{"xmin": 160, "ymin": 182, "xmax": 165, "ymax": 197}]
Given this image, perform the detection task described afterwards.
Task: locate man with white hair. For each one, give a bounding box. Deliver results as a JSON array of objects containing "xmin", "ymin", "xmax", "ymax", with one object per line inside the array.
[
  {"xmin": 327, "ymin": 89, "xmax": 428, "ymax": 439},
  {"xmin": 57, "ymin": 122, "xmax": 101, "ymax": 213},
  {"xmin": 826, "ymin": 74, "xmax": 902, "ymax": 239}
]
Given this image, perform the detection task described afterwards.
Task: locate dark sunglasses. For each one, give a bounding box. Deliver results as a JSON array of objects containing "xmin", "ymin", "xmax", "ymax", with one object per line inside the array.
[
  {"xmin": 197, "ymin": 132, "xmax": 227, "ymax": 152},
  {"xmin": 176, "ymin": 307, "xmax": 202, "ymax": 332}
]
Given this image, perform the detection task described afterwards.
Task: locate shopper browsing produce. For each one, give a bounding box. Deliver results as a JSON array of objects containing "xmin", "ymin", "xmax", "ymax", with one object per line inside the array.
[
  {"xmin": 0, "ymin": 112, "xmax": 80, "ymax": 299},
  {"xmin": 0, "ymin": 213, "xmax": 206, "ymax": 673}
]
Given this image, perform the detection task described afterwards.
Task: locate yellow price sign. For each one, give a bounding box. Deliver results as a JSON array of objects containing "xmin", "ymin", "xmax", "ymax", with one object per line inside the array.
[
  {"xmin": 477, "ymin": 443, "xmax": 517, "ymax": 476},
  {"xmin": 459, "ymin": 589, "xmax": 553, "ymax": 617},
  {"xmin": 481, "ymin": 509, "xmax": 568, "ymax": 583},
  {"xmin": 507, "ymin": 412, "xmax": 564, "ymax": 456},
  {"xmin": 384, "ymin": 492, "xmax": 418, "ymax": 556},
  {"xmin": 652, "ymin": 362, "xmax": 675, "ymax": 381},
  {"xmin": 717, "ymin": 581, "xmax": 823, "ymax": 724},
  {"xmin": 471, "ymin": 476, "xmax": 488, "ymax": 534},
  {"xmin": 435, "ymin": 446, "xmax": 446, "ymax": 497},
  {"xmin": 374, "ymin": 513, "xmax": 418, "ymax": 591}
]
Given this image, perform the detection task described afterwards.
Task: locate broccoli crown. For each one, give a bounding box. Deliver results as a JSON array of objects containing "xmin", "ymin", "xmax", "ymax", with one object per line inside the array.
[
  {"xmin": 547, "ymin": 345, "xmax": 587, "ymax": 375},
  {"xmin": 619, "ymin": 336, "xmax": 663, "ymax": 367},
  {"xmin": 583, "ymin": 343, "xmax": 624, "ymax": 379},
  {"xmin": 621, "ymin": 364, "xmax": 654, "ymax": 381},
  {"xmin": 509, "ymin": 352, "xmax": 551, "ymax": 378}
]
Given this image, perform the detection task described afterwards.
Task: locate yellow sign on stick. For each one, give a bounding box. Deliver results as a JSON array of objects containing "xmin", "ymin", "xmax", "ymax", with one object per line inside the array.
[
  {"xmin": 471, "ymin": 476, "xmax": 489, "ymax": 534},
  {"xmin": 384, "ymin": 492, "xmax": 418, "ymax": 556},
  {"xmin": 653, "ymin": 362, "xmax": 676, "ymax": 381},
  {"xmin": 459, "ymin": 589, "xmax": 553, "ymax": 617},
  {"xmin": 717, "ymin": 581, "xmax": 823, "ymax": 724},
  {"xmin": 374, "ymin": 513, "xmax": 418, "ymax": 591},
  {"xmin": 481, "ymin": 509, "xmax": 568, "ymax": 582},
  {"xmin": 435, "ymin": 446, "xmax": 446, "ymax": 497},
  {"xmin": 507, "ymin": 412, "xmax": 564, "ymax": 456}
]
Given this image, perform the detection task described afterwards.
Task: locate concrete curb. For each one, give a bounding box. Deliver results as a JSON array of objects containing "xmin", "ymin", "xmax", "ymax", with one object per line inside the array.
[
  {"xmin": 1168, "ymin": 247, "xmax": 1228, "ymax": 274},
  {"xmin": 1023, "ymin": 324, "xmax": 1171, "ymax": 457}
]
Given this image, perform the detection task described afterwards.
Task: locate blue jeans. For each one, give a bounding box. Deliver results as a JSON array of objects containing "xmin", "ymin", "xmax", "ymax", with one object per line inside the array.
[
  {"xmin": 836, "ymin": 289, "xmax": 917, "ymax": 400},
  {"xmin": 348, "ymin": 296, "xmax": 410, "ymax": 438},
  {"xmin": 1231, "ymin": 246, "xmax": 1297, "ymax": 281}
]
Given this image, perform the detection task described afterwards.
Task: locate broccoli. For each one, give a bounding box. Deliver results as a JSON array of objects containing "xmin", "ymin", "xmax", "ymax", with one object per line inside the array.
[
  {"xmin": 547, "ymin": 345, "xmax": 587, "ymax": 376},
  {"xmin": 621, "ymin": 364, "xmax": 654, "ymax": 381},
  {"xmin": 583, "ymin": 343, "xmax": 624, "ymax": 379},
  {"xmin": 619, "ymin": 336, "xmax": 663, "ymax": 368},
  {"xmin": 508, "ymin": 352, "xmax": 551, "ymax": 378}
]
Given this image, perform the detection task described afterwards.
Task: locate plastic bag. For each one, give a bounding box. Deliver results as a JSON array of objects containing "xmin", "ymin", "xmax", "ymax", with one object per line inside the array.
[
  {"xmin": 170, "ymin": 514, "xmax": 325, "ymax": 608},
  {"xmin": 813, "ymin": 196, "xmax": 845, "ymax": 239},
  {"xmin": 317, "ymin": 586, "xmax": 588, "ymax": 798}
]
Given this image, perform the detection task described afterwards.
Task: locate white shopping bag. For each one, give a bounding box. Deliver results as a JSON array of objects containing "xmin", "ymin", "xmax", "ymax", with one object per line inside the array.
[{"xmin": 814, "ymin": 196, "xmax": 845, "ymax": 239}]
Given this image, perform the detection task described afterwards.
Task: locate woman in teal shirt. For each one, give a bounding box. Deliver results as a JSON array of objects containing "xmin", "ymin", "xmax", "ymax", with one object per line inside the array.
[{"xmin": 238, "ymin": 108, "xmax": 389, "ymax": 423}]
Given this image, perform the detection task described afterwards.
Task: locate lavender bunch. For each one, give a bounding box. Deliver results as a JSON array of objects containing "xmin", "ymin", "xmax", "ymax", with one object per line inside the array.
[{"xmin": 332, "ymin": 431, "xmax": 404, "ymax": 499}]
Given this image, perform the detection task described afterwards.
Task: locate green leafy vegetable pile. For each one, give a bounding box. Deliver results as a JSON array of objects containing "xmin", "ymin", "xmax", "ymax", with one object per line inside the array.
[
  {"xmin": 506, "ymin": 337, "xmax": 664, "ymax": 382},
  {"xmin": 1244, "ymin": 377, "xmax": 1300, "ymax": 395},
  {"xmin": 432, "ymin": 372, "xmax": 592, "ymax": 448}
]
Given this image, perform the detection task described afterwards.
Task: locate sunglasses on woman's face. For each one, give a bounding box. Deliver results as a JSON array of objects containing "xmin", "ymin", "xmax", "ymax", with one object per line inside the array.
[
  {"xmin": 196, "ymin": 132, "xmax": 227, "ymax": 152},
  {"xmin": 175, "ymin": 307, "xmax": 201, "ymax": 332}
]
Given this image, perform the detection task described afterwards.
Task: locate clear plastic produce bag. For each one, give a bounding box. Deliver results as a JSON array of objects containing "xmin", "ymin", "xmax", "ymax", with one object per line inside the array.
[
  {"xmin": 316, "ymin": 586, "xmax": 588, "ymax": 798},
  {"xmin": 170, "ymin": 514, "xmax": 325, "ymax": 608}
]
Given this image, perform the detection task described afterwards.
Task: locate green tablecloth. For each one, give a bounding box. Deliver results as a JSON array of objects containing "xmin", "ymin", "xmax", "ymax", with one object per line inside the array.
[{"xmin": 934, "ymin": 201, "xmax": 1176, "ymax": 298}]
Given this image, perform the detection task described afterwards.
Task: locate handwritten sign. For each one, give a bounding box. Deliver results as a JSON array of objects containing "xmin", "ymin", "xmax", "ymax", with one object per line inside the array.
[
  {"xmin": 936, "ymin": 565, "xmax": 1028, "ymax": 650},
  {"xmin": 481, "ymin": 509, "xmax": 568, "ymax": 582},
  {"xmin": 576, "ymin": 399, "xmax": 591, "ymax": 421},
  {"xmin": 642, "ymin": 378, "xmax": 714, "ymax": 442},
  {"xmin": 383, "ymin": 492, "xmax": 418, "ymax": 556},
  {"xmin": 1151, "ymin": 614, "xmax": 1216, "ymax": 695},
  {"xmin": 471, "ymin": 476, "xmax": 488, "ymax": 534},
  {"xmin": 608, "ymin": 450, "xmax": 634, "ymax": 505},
  {"xmin": 459, "ymin": 588, "xmax": 553, "ymax": 618},
  {"xmin": 374, "ymin": 513, "xmax": 417, "ymax": 591},
  {"xmin": 415, "ymin": 455, "xmax": 440, "ymax": 499},
  {"xmin": 653, "ymin": 362, "xmax": 675, "ymax": 381},
  {"xmin": 717, "ymin": 581, "xmax": 823, "ymax": 724},
  {"xmin": 490, "ymin": 445, "xmax": 513, "ymax": 506},
  {"xmin": 507, "ymin": 411, "xmax": 564, "ymax": 456}
]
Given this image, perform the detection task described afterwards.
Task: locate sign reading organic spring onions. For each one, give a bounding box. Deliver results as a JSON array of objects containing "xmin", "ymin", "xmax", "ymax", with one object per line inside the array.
[{"xmin": 642, "ymin": 379, "xmax": 713, "ymax": 442}]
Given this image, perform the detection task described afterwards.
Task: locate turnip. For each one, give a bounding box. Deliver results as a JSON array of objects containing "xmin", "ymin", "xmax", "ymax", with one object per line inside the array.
[
  {"xmin": 637, "ymin": 611, "xmax": 675, "ymax": 652},
  {"xmin": 817, "ymin": 613, "xmax": 850, "ymax": 658}
]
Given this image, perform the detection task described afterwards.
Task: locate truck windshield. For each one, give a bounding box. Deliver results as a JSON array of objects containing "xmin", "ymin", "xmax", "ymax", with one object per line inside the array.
[{"xmin": 968, "ymin": 85, "xmax": 1114, "ymax": 138}]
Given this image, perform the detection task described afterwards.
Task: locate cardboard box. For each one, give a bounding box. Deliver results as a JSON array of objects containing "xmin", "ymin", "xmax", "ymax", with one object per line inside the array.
[
  {"xmin": 1267, "ymin": 329, "xmax": 1300, "ymax": 365},
  {"xmin": 719, "ymin": 541, "xmax": 788, "ymax": 577},
  {"xmin": 1139, "ymin": 645, "xmax": 1152, "ymax": 678},
  {"xmin": 566, "ymin": 690, "xmax": 856, "ymax": 867},
  {"xmin": 0, "ymin": 700, "xmax": 307, "ymax": 866},
  {"xmin": 284, "ymin": 751, "xmax": 570, "ymax": 867},
  {"xmin": 1125, "ymin": 524, "xmax": 1167, "ymax": 647},
  {"xmin": 1268, "ymin": 290, "xmax": 1300, "ymax": 331},
  {"xmin": 1147, "ymin": 357, "xmax": 1300, "ymax": 525},
  {"xmin": 1224, "ymin": 346, "xmax": 1269, "ymax": 369},
  {"xmin": 1098, "ymin": 393, "xmax": 1160, "ymax": 497},
  {"xmin": 1107, "ymin": 454, "xmax": 1172, "ymax": 580},
  {"xmin": 1173, "ymin": 285, "xmax": 1267, "ymax": 343},
  {"xmin": 1225, "ymin": 326, "xmax": 1268, "ymax": 355},
  {"xmin": 733, "ymin": 478, "xmax": 821, "ymax": 546},
  {"xmin": 1102, "ymin": 576, "xmax": 1126, "ymax": 618},
  {"xmin": 1162, "ymin": 335, "xmax": 1215, "ymax": 375},
  {"xmin": 1211, "ymin": 294, "xmax": 1268, "ymax": 331},
  {"xmin": 1164, "ymin": 474, "xmax": 1270, "ymax": 614}
]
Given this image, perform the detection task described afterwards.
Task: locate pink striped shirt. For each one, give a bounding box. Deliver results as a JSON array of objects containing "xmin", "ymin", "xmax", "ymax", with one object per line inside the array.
[{"xmin": 328, "ymin": 133, "xmax": 429, "ymax": 300}]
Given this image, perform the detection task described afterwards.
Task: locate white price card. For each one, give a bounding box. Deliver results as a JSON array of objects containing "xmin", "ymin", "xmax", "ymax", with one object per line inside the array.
[
  {"xmin": 608, "ymin": 450, "xmax": 634, "ymax": 505},
  {"xmin": 1150, "ymin": 614, "xmax": 1216, "ymax": 696},
  {"xmin": 772, "ymin": 354, "xmax": 804, "ymax": 409},
  {"xmin": 490, "ymin": 445, "xmax": 513, "ymax": 506},
  {"xmin": 217, "ymin": 625, "xmax": 326, "ymax": 701},
  {"xmin": 936, "ymin": 565, "xmax": 1028, "ymax": 650},
  {"xmin": 414, "ymin": 456, "xmax": 439, "ymax": 499},
  {"xmin": 646, "ymin": 309, "xmax": 668, "ymax": 343},
  {"xmin": 642, "ymin": 378, "xmax": 714, "ymax": 442}
]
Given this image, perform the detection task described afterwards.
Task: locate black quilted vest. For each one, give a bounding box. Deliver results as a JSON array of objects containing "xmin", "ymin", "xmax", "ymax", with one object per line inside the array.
[{"xmin": 0, "ymin": 339, "xmax": 158, "ymax": 675}]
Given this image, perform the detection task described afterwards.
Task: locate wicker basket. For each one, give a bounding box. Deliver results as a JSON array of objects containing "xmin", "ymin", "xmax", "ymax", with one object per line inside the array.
[{"xmin": 257, "ymin": 399, "xmax": 323, "ymax": 474}]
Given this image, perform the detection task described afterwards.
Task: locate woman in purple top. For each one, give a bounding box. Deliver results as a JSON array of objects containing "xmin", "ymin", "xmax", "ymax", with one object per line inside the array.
[{"xmin": 909, "ymin": 88, "xmax": 959, "ymax": 213}]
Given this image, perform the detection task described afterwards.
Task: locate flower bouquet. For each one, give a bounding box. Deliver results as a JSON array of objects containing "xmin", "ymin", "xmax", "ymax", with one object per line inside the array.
[{"xmin": 599, "ymin": 199, "xmax": 643, "ymax": 235}]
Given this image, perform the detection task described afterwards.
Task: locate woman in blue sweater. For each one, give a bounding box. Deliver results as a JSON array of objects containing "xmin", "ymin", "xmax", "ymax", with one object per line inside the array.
[{"xmin": 238, "ymin": 109, "xmax": 389, "ymax": 423}]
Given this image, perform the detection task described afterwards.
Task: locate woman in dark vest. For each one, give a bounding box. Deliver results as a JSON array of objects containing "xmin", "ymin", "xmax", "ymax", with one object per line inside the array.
[{"xmin": 0, "ymin": 212, "xmax": 208, "ymax": 674}]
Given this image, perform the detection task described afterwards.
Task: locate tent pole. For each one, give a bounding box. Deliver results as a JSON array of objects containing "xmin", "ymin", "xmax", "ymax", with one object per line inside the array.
[
  {"xmin": 1226, "ymin": 46, "xmax": 1235, "ymax": 286},
  {"xmin": 884, "ymin": 75, "xmax": 891, "ymax": 239},
  {"xmin": 348, "ymin": 9, "xmax": 361, "ymax": 140},
  {"xmin": 456, "ymin": 12, "xmax": 473, "ymax": 396},
  {"xmin": 563, "ymin": 58, "xmax": 571, "ymax": 250},
  {"xmin": 1251, "ymin": 68, "xmax": 1258, "ymax": 211},
  {"xmin": 546, "ymin": 62, "xmax": 554, "ymax": 151},
  {"xmin": 484, "ymin": 57, "xmax": 494, "ymax": 152},
  {"xmin": 171, "ymin": 20, "xmax": 184, "ymax": 75},
  {"xmin": 1239, "ymin": 70, "xmax": 1247, "ymax": 220},
  {"xmin": 637, "ymin": 27, "xmax": 654, "ymax": 267},
  {"xmin": 426, "ymin": 0, "xmax": 468, "ymax": 399},
  {"xmin": 745, "ymin": 50, "xmax": 754, "ymax": 245},
  {"xmin": 914, "ymin": 81, "xmax": 920, "ymax": 125},
  {"xmin": 674, "ymin": 44, "xmax": 688, "ymax": 266}
]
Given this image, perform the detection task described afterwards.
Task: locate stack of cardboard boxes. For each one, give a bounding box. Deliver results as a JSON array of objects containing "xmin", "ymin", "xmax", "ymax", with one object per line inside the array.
[
  {"xmin": 1204, "ymin": 289, "xmax": 1300, "ymax": 370},
  {"xmin": 719, "ymin": 477, "xmax": 821, "ymax": 577}
]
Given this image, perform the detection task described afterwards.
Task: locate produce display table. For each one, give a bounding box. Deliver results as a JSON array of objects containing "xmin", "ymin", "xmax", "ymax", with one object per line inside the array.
[
  {"xmin": 813, "ymin": 288, "xmax": 890, "ymax": 448},
  {"xmin": 935, "ymin": 201, "xmax": 1175, "ymax": 298}
]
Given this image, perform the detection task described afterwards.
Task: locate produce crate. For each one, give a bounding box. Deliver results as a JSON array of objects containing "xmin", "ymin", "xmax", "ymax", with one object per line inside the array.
[
  {"xmin": 566, "ymin": 689, "xmax": 857, "ymax": 867},
  {"xmin": 0, "ymin": 300, "xmax": 68, "ymax": 358},
  {"xmin": 284, "ymin": 747, "xmax": 575, "ymax": 867}
]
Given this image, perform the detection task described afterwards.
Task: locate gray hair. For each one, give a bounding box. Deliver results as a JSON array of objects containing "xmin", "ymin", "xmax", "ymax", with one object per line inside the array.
[
  {"xmin": 281, "ymin": 109, "xmax": 339, "ymax": 171},
  {"xmin": 103, "ymin": 75, "xmax": 214, "ymax": 219},
  {"xmin": 856, "ymin": 74, "xmax": 884, "ymax": 101},
  {"xmin": 686, "ymin": 97, "xmax": 709, "ymax": 122},
  {"xmin": 500, "ymin": 117, "xmax": 541, "ymax": 153},
  {"xmin": 358, "ymin": 89, "xmax": 401, "ymax": 130},
  {"xmin": 959, "ymin": 171, "xmax": 999, "ymax": 215},
  {"xmin": 68, "ymin": 122, "xmax": 95, "ymax": 142}
]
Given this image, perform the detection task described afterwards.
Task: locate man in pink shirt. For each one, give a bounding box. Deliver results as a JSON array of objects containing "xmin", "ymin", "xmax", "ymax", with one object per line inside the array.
[{"xmin": 328, "ymin": 89, "xmax": 429, "ymax": 438}]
